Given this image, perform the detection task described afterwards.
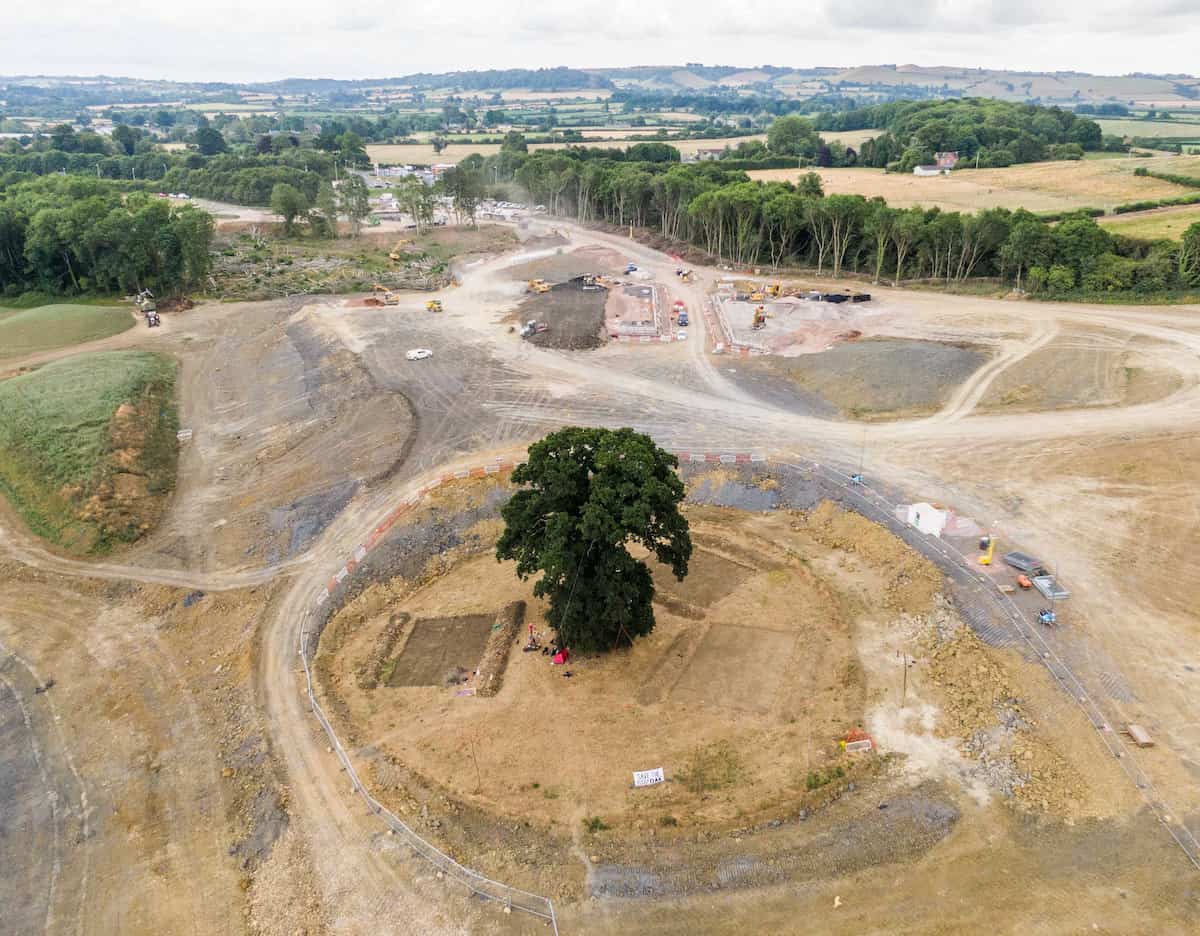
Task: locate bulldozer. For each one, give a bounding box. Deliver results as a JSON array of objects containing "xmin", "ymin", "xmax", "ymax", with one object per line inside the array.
[
  {"xmin": 371, "ymin": 283, "xmax": 399, "ymax": 306},
  {"xmin": 526, "ymin": 279, "xmax": 552, "ymax": 294},
  {"xmin": 425, "ymin": 299, "xmax": 443, "ymax": 313}
]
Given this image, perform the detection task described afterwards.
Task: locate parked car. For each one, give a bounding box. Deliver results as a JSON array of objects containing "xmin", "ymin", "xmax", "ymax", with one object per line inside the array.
[{"xmin": 405, "ymin": 348, "xmax": 433, "ymax": 361}]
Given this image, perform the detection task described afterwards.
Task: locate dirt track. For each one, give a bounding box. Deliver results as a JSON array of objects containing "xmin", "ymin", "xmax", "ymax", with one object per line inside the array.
[{"xmin": 2, "ymin": 217, "xmax": 1200, "ymax": 934}]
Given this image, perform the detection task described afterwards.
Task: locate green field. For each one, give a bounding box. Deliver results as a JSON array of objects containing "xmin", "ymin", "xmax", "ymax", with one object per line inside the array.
[
  {"xmin": 1099, "ymin": 204, "xmax": 1200, "ymax": 240},
  {"xmin": 0, "ymin": 303, "xmax": 134, "ymax": 360},
  {"xmin": 0, "ymin": 351, "xmax": 178, "ymax": 552},
  {"xmin": 1096, "ymin": 118, "xmax": 1200, "ymax": 139}
]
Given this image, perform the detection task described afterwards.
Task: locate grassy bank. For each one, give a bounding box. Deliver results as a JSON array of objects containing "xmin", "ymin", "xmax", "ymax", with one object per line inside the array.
[
  {"xmin": 0, "ymin": 350, "xmax": 178, "ymax": 553},
  {"xmin": 0, "ymin": 303, "xmax": 134, "ymax": 360}
]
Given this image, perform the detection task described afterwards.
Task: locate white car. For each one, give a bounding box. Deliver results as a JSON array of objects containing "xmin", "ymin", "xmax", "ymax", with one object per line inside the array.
[{"xmin": 405, "ymin": 348, "xmax": 433, "ymax": 361}]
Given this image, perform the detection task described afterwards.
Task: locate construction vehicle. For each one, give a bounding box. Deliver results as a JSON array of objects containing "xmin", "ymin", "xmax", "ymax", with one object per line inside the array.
[
  {"xmin": 134, "ymin": 288, "xmax": 156, "ymax": 314},
  {"xmin": 1038, "ymin": 608, "xmax": 1057, "ymax": 626},
  {"xmin": 766, "ymin": 282, "xmax": 782, "ymax": 298},
  {"xmin": 520, "ymin": 320, "xmax": 548, "ymax": 338},
  {"xmin": 679, "ymin": 269, "xmax": 693, "ymax": 283},
  {"xmin": 752, "ymin": 305, "xmax": 769, "ymax": 330},
  {"xmin": 979, "ymin": 536, "xmax": 995, "ymax": 566},
  {"xmin": 527, "ymin": 279, "xmax": 552, "ymax": 294},
  {"xmin": 388, "ymin": 239, "xmax": 412, "ymax": 262},
  {"xmin": 371, "ymin": 283, "xmax": 399, "ymax": 306},
  {"xmin": 1016, "ymin": 573, "xmax": 1033, "ymax": 589},
  {"xmin": 146, "ymin": 310, "xmax": 161, "ymax": 328},
  {"xmin": 425, "ymin": 300, "xmax": 443, "ymax": 313},
  {"xmin": 750, "ymin": 289, "xmax": 765, "ymax": 302}
]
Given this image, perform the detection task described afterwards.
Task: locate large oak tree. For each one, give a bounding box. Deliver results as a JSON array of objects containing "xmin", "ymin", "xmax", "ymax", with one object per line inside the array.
[{"xmin": 496, "ymin": 428, "xmax": 692, "ymax": 654}]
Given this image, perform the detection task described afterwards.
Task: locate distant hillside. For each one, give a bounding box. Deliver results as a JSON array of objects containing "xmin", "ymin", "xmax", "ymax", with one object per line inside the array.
[{"xmin": 3, "ymin": 64, "xmax": 1198, "ymax": 115}]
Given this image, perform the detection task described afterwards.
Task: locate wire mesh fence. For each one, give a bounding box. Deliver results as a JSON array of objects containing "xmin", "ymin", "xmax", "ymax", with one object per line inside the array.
[{"xmin": 297, "ymin": 606, "xmax": 559, "ymax": 932}]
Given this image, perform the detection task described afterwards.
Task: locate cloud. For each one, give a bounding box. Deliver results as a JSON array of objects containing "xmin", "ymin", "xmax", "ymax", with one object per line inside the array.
[{"xmin": 0, "ymin": 0, "xmax": 1198, "ymax": 81}]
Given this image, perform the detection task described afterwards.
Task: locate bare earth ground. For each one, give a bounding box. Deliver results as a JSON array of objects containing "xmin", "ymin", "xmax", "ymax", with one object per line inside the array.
[{"xmin": 3, "ymin": 218, "xmax": 1200, "ymax": 935}]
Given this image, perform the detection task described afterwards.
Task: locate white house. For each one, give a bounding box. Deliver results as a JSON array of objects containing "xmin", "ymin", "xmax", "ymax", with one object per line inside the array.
[{"xmin": 913, "ymin": 165, "xmax": 948, "ymax": 177}]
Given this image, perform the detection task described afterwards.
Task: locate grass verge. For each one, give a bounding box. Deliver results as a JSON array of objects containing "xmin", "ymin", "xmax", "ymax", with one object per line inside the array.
[
  {"xmin": 0, "ymin": 350, "xmax": 178, "ymax": 553},
  {"xmin": 0, "ymin": 303, "xmax": 134, "ymax": 360}
]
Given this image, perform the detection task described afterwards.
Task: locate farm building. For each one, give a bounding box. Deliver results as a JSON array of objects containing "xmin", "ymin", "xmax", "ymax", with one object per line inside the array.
[{"xmin": 913, "ymin": 165, "xmax": 949, "ymax": 177}]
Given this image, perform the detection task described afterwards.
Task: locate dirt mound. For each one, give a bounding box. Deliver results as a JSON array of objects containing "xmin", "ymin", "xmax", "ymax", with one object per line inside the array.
[
  {"xmin": 156, "ymin": 296, "xmax": 195, "ymax": 315},
  {"xmin": 919, "ymin": 608, "xmax": 1102, "ymax": 818},
  {"xmin": 476, "ymin": 601, "xmax": 525, "ymax": 697},
  {"xmin": 796, "ymin": 501, "xmax": 942, "ymax": 613}
]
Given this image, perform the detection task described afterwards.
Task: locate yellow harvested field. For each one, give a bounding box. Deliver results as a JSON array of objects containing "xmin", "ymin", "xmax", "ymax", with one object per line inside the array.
[
  {"xmin": 367, "ymin": 134, "xmax": 779, "ymax": 165},
  {"xmin": 822, "ymin": 129, "xmax": 880, "ymax": 148},
  {"xmin": 748, "ymin": 158, "xmax": 1196, "ymax": 213},
  {"xmin": 367, "ymin": 143, "xmax": 500, "ymax": 164},
  {"xmin": 1098, "ymin": 204, "xmax": 1200, "ymax": 240}
]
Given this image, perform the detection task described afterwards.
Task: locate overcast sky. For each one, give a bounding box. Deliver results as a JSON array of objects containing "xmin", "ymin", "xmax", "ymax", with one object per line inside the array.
[{"xmin": 2, "ymin": 1, "xmax": 1198, "ymax": 82}]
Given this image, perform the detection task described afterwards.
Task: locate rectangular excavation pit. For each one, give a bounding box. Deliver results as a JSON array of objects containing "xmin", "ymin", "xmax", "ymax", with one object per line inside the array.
[
  {"xmin": 650, "ymin": 549, "xmax": 756, "ymax": 608},
  {"xmin": 385, "ymin": 613, "xmax": 496, "ymax": 687},
  {"xmin": 670, "ymin": 624, "xmax": 797, "ymax": 714}
]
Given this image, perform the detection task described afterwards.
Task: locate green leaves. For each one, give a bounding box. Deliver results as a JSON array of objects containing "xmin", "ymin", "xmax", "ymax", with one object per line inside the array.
[{"xmin": 497, "ymin": 428, "xmax": 692, "ymax": 654}]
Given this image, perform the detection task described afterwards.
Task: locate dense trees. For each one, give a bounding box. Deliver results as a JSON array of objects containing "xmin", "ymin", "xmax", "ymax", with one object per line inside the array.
[
  {"xmin": 818, "ymin": 99, "xmax": 1104, "ymax": 171},
  {"xmin": 0, "ymin": 177, "xmax": 214, "ymax": 297},
  {"xmin": 492, "ymin": 147, "xmax": 1200, "ymax": 298},
  {"xmin": 496, "ymin": 427, "xmax": 691, "ymax": 654}
]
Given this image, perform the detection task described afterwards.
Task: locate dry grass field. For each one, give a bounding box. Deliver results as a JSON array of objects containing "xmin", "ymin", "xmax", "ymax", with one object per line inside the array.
[
  {"xmin": 1096, "ymin": 118, "xmax": 1200, "ymax": 139},
  {"xmin": 749, "ymin": 157, "xmax": 1198, "ymax": 213},
  {"xmin": 1098, "ymin": 203, "xmax": 1200, "ymax": 239}
]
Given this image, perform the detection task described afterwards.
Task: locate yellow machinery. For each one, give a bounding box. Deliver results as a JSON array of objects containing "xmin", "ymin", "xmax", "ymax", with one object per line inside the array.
[
  {"xmin": 766, "ymin": 282, "xmax": 782, "ymax": 298},
  {"xmin": 680, "ymin": 270, "xmax": 693, "ymax": 283},
  {"xmin": 979, "ymin": 536, "xmax": 995, "ymax": 566},
  {"xmin": 750, "ymin": 289, "xmax": 765, "ymax": 302},
  {"xmin": 752, "ymin": 305, "xmax": 769, "ymax": 330},
  {"xmin": 527, "ymin": 279, "xmax": 552, "ymax": 294},
  {"xmin": 425, "ymin": 299, "xmax": 443, "ymax": 313},
  {"xmin": 371, "ymin": 283, "xmax": 399, "ymax": 306}
]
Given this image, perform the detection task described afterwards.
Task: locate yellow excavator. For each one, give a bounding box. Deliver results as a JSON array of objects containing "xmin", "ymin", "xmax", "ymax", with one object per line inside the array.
[
  {"xmin": 371, "ymin": 283, "xmax": 399, "ymax": 306},
  {"xmin": 527, "ymin": 279, "xmax": 552, "ymax": 294},
  {"xmin": 979, "ymin": 535, "xmax": 995, "ymax": 566},
  {"xmin": 425, "ymin": 299, "xmax": 443, "ymax": 313},
  {"xmin": 387, "ymin": 239, "xmax": 412, "ymax": 262},
  {"xmin": 766, "ymin": 282, "xmax": 782, "ymax": 298},
  {"xmin": 750, "ymin": 289, "xmax": 765, "ymax": 302},
  {"xmin": 752, "ymin": 305, "xmax": 769, "ymax": 330}
]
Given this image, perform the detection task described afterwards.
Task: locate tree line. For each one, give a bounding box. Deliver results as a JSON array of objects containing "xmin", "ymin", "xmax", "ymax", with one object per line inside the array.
[
  {"xmin": 492, "ymin": 149, "xmax": 1200, "ymax": 297},
  {"xmin": 813, "ymin": 98, "xmax": 1109, "ymax": 170},
  {"xmin": 0, "ymin": 176, "xmax": 215, "ymax": 298}
]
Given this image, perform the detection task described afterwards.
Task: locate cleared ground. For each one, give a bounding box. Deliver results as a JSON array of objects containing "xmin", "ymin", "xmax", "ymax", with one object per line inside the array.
[
  {"xmin": 0, "ymin": 303, "xmax": 134, "ymax": 360},
  {"xmin": 749, "ymin": 157, "xmax": 1197, "ymax": 213},
  {"xmin": 4, "ymin": 218, "xmax": 1200, "ymax": 935},
  {"xmin": 315, "ymin": 494, "xmax": 937, "ymax": 865},
  {"xmin": 753, "ymin": 337, "xmax": 988, "ymax": 419}
]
